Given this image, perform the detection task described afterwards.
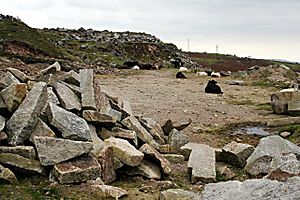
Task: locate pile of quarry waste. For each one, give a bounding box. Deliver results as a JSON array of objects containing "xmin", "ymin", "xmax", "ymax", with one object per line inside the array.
[
  {"xmin": 246, "ymin": 64, "xmax": 299, "ymax": 88},
  {"xmin": 0, "ymin": 62, "xmax": 299, "ymax": 199}
]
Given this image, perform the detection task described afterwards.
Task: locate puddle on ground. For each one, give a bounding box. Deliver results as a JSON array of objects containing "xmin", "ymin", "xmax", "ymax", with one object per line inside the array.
[{"xmin": 230, "ymin": 126, "xmax": 273, "ymax": 137}]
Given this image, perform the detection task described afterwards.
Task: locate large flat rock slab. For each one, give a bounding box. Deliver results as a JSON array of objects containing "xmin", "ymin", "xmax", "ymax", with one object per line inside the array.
[
  {"xmin": 53, "ymin": 82, "xmax": 81, "ymax": 111},
  {"xmin": 104, "ymin": 137, "xmax": 144, "ymax": 166},
  {"xmin": 99, "ymin": 127, "xmax": 138, "ymax": 147},
  {"xmin": 201, "ymin": 177, "xmax": 300, "ymax": 200},
  {"xmin": 83, "ymin": 110, "xmax": 116, "ymax": 125},
  {"xmin": 168, "ymin": 129, "xmax": 189, "ymax": 152},
  {"xmin": 80, "ymin": 69, "xmax": 97, "ymax": 110},
  {"xmin": 34, "ymin": 136, "xmax": 93, "ymax": 166},
  {"xmin": 245, "ymin": 135, "xmax": 300, "ymax": 175},
  {"xmin": 139, "ymin": 117, "xmax": 165, "ymax": 145},
  {"xmin": 6, "ymin": 82, "xmax": 47, "ymax": 146},
  {"xmin": 38, "ymin": 62, "xmax": 61, "ymax": 77},
  {"xmin": 188, "ymin": 143, "xmax": 216, "ymax": 183},
  {"xmin": 7, "ymin": 68, "xmax": 30, "ymax": 82},
  {"xmin": 0, "ymin": 153, "xmax": 46, "ymax": 175},
  {"xmin": 46, "ymin": 103, "xmax": 91, "ymax": 141},
  {"xmin": 52, "ymin": 155, "xmax": 101, "ymax": 184}
]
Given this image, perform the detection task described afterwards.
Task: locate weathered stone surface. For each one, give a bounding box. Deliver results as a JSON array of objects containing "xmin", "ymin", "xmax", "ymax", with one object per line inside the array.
[
  {"xmin": 60, "ymin": 70, "xmax": 80, "ymax": 86},
  {"xmin": 245, "ymin": 135, "xmax": 300, "ymax": 176},
  {"xmin": 99, "ymin": 127, "xmax": 138, "ymax": 146},
  {"xmin": 80, "ymin": 69, "xmax": 97, "ymax": 110},
  {"xmin": 7, "ymin": 68, "xmax": 30, "ymax": 82},
  {"xmin": 140, "ymin": 143, "xmax": 172, "ymax": 174},
  {"xmin": 0, "ymin": 153, "xmax": 46, "ymax": 175},
  {"xmin": 221, "ymin": 141, "xmax": 255, "ymax": 168},
  {"xmin": 83, "ymin": 110, "xmax": 116, "ymax": 125},
  {"xmin": 113, "ymin": 157, "xmax": 124, "ymax": 169},
  {"xmin": 91, "ymin": 184, "xmax": 128, "ymax": 199},
  {"xmin": 122, "ymin": 160, "xmax": 161, "ymax": 179},
  {"xmin": 162, "ymin": 117, "xmax": 192, "ymax": 135},
  {"xmin": 89, "ymin": 124, "xmax": 103, "ymax": 156},
  {"xmin": 122, "ymin": 116, "xmax": 158, "ymax": 148},
  {"xmin": 30, "ymin": 118, "xmax": 56, "ymax": 142},
  {"xmin": 46, "ymin": 103, "xmax": 91, "ymax": 141},
  {"xmin": 54, "ymin": 82, "xmax": 81, "ymax": 111},
  {"xmin": 0, "ymin": 83, "xmax": 27, "ymax": 112},
  {"xmin": 0, "ymin": 146, "xmax": 36, "ymax": 159},
  {"xmin": 163, "ymin": 154, "xmax": 185, "ymax": 163},
  {"xmin": 288, "ymin": 99, "xmax": 300, "ymax": 114},
  {"xmin": 267, "ymin": 116, "xmax": 300, "ymax": 127},
  {"xmin": 264, "ymin": 153, "xmax": 300, "ymax": 181},
  {"xmin": 0, "ymin": 164, "xmax": 17, "ymax": 184},
  {"xmin": 0, "ymin": 115, "xmax": 5, "ymax": 132},
  {"xmin": 139, "ymin": 117, "xmax": 165, "ymax": 145},
  {"xmin": 216, "ymin": 165, "xmax": 236, "ymax": 180},
  {"xmin": 106, "ymin": 108, "xmax": 122, "ymax": 122},
  {"xmin": 271, "ymin": 91, "xmax": 300, "ymax": 114},
  {"xmin": 188, "ymin": 143, "xmax": 216, "ymax": 183},
  {"xmin": 52, "ymin": 155, "xmax": 101, "ymax": 184},
  {"xmin": 159, "ymin": 189, "xmax": 201, "ymax": 200},
  {"xmin": 6, "ymin": 82, "xmax": 47, "ymax": 146},
  {"xmin": 180, "ymin": 143, "xmax": 202, "ymax": 160},
  {"xmin": 36, "ymin": 74, "xmax": 57, "ymax": 85},
  {"xmin": 0, "ymin": 72, "xmax": 20, "ymax": 89},
  {"xmin": 47, "ymin": 87, "xmax": 60, "ymax": 105},
  {"xmin": 201, "ymin": 177, "xmax": 300, "ymax": 200},
  {"xmin": 104, "ymin": 137, "xmax": 144, "ymax": 166},
  {"xmin": 121, "ymin": 99, "xmax": 133, "ymax": 116},
  {"xmin": 34, "ymin": 136, "xmax": 93, "ymax": 166},
  {"xmin": 168, "ymin": 129, "xmax": 189, "ymax": 152},
  {"xmin": 96, "ymin": 145, "xmax": 116, "ymax": 183},
  {"xmin": 38, "ymin": 61, "xmax": 61, "ymax": 77},
  {"xmin": 62, "ymin": 82, "xmax": 81, "ymax": 97}
]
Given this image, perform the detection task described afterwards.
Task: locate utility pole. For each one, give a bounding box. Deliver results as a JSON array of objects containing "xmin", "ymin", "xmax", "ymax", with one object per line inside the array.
[
  {"xmin": 187, "ymin": 38, "xmax": 190, "ymax": 52},
  {"xmin": 216, "ymin": 44, "xmax": 219, "ymax": 54}
]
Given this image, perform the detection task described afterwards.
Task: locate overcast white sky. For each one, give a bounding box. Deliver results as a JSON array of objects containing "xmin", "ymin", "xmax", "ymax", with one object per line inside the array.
[{"xmin": 1, "ymin": 0, "xmax": 300, "ymax": 62}]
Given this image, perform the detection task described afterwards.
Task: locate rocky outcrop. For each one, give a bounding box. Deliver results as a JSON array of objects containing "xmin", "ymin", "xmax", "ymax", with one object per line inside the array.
[
  {"xmin": 245, "ymin": 135, "xmax": 300, "ymax": 175},
  {"xmin": 201, "ymin": 177, "xmax": 300, "ymax": 200}
]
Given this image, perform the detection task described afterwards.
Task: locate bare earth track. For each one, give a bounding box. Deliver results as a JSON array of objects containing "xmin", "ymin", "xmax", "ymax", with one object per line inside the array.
[{"xmin": 98, "ymin": 69, "xmax": 280, "ymax": 148}]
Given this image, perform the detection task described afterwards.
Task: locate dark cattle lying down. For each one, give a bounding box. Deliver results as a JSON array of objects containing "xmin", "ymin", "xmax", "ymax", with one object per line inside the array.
[
  {"xmin": 139, "ymin": 63, "xmax": 153, "ymax": 70},
  {"xmin": 205, "ymin": 80, "xmax": 223, "ymax": 94},
  {"xmin": 176, "ymin": 72, "xmax": 186, "ymax": 79},
  {"xmin": 123, "ymin": 61, "xmax": 139, "ymax": 69}
]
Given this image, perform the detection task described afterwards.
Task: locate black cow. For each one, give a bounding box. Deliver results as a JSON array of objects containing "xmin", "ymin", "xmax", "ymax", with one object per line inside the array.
[
  {"xmin": 205, "ymin": 80, "xmax": 223, "ymax": 94},
  {"xmin": 123, "ymin": 61, "xmax": 139, "ymax": 69},
  {"xmin": 176, "ymin": 72, "xmax": 186, "ymax": 79}
]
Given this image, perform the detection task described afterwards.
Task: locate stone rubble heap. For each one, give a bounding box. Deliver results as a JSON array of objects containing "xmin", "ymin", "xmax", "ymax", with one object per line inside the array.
[{"xmin": 0, "ymin": 62, "xmax": 193, "ymax": 198}]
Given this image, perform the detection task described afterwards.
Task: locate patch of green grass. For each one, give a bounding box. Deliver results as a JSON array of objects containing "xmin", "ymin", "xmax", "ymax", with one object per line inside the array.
[
  {"xmin": 279, "ymin": 124, "xmax": 300, "ymax": 144},
  {"xmin": 0, "ymin": 19, "xmax": 62, "ymax": 57},
  {"xmin": 256, "ymin": 103, "xmax": 272, "ymax": 111}
]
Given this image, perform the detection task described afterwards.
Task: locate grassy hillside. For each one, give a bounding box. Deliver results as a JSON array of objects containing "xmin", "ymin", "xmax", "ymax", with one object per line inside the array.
[{"xmin": 0, "ymin": 17, "xmax": 62, "ymax": 58}]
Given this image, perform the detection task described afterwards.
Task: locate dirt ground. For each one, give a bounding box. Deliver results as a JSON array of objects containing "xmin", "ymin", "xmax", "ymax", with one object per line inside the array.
[{"xmin": 98, "ymin": 68, "xmax": 280, "ymax": 148}]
